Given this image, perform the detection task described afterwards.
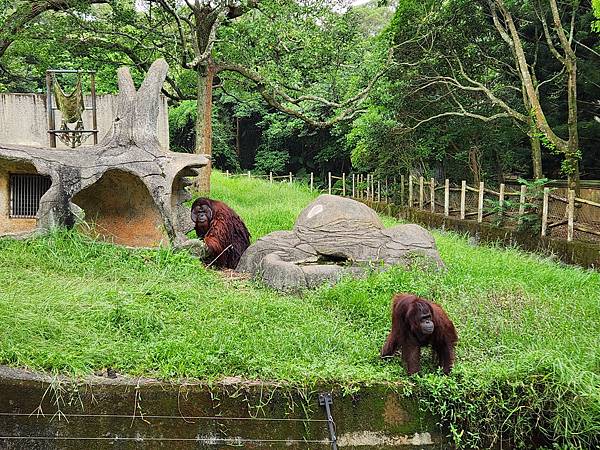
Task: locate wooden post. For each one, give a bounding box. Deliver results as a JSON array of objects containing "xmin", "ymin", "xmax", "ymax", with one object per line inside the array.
[
  {"xmin": 90, "ymin": 71, "xmax": 98, "ymax": 144},
  {"xmin": 328, "ymin": 172, "xmax": 332, "ymax": 194},
  {"xmin": 444, "ymin": 179, "xmax": 449, "ymax": 217},
  {"xmin": 541, "ymin": 187, "xmax": 549, "ymax": 237},
  {"xmin": 567, "ymin": 189, "xmax": 575, "ymax": 242},
  {"xmin": 377, "ymin": 180, "xmax": 381, "ymax": 202},
  {"xmin": 401, "ymin": 175, "xmax": 405, "ymax": 206},
  {"xmin": 269, "ymin": 171, "xmax": 273, "ymax": 183},
  {"xmin": 408, "ymin": 175, "xmax": 413, "ymax": 207},
  {"xmin": 289, "ymin": 172, "xmax": 293, "ymax": 183},
  {"xmin": 371, "ymin": 175, "xmax": 375, "ymax": 201},
  {"xmin": 352, "ymin": 174, "xmax": 355, "ymax": 197},
  {"xmin": 342, "ymin": 173, "xmax": 346, "ymax": 196},
  {"xmin": 518, "ymin": 184, "xmax": 527, "ymax": 223},
  {"xmin": 385, "ymin": 178, "xmax": 389, "ymax": 202},
  {"xmin": 460, "ymin": 180, "xmax": 466, "ymax": 220},
  {"xmin": 226, "ymin": 170, "xmax": 229, "ymax": 177},
  {"xmin": 46, "ymin": 71, "xmax": 57, "ymax": 148},
  {"xmin": 247, "ymin": 170, "xmax": 251, "ymax": 178},
  {"xmin": 359, "ymin": 174, "xmax": 363, "ymax": 198},
  {"xmin": 310, "ymin": 172, "xmax": 314, "ymax": 190},
  {"xmin": 419, "ymin": 176, "xmax": 424, "ymax": 209},
  {"xmin": 430, "ymin": 178, "xmax": 435, "ymax": 213},
  {"xmin": 477, "ymin": 181, "xmax": 484, "ymax": 223},
  {"xmin": 366, "ymin": 174, "xmax": 370, "ymax": 199},
  {"xmin": 498, "ymin": 183, "xmax": 505, "ymax": 220}
]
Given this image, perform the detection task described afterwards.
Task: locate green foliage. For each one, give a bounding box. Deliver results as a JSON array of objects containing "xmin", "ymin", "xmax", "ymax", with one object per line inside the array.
[
  {"xmin": 516, "ymin": 178, "xmax": 551, "ymax": 234},
  {"xmin": 169, "ymin": 101, "xmax": 240, "ymax": 172},
  {"xmin": 483, "ymin": 197, "xmax": 517, "ymax": 227},
  {"xmin": 253, "ymin": 146, "xmax": 290, "ymax": 174}
]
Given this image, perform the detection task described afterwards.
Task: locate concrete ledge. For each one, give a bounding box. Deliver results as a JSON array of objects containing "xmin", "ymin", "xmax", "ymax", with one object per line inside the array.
[{"xmin": 0, "ymin": 366, "xmax": 444, "ymax": 449}]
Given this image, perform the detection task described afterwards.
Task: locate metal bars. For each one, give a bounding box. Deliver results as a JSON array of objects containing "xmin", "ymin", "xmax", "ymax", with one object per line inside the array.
[{"xmin": 9, "ymin": 174, "xmax": 52, "ymax": 218}]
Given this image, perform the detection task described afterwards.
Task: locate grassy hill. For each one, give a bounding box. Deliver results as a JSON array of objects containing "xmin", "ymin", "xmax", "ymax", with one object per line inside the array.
[{"xmin": 0, "ymin": 171, "xmax": 598, "ymax": 448}]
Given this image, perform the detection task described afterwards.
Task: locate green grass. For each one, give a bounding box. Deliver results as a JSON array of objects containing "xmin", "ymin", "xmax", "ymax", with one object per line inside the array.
[{"xmin": 0, "ymin": 171, "xmax": 598, "ymax": 448}]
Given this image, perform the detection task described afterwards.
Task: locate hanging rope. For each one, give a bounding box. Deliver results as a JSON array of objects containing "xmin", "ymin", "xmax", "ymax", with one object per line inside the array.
[{"xmin": 52, "ymin": 74, "xmax": 86, "ymax": 148}]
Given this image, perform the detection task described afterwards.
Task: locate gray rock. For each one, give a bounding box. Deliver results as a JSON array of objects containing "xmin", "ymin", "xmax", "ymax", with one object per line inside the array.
[{"xmin": 237, "ymin": 195, "xmax": 444, "ymax": 291}]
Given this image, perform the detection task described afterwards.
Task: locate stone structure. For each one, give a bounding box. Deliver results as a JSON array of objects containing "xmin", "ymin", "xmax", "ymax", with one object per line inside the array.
[
  {"xmin": 237, "ymin": 195, "xmax": 444, "ymax": 291},
  {"xmin": 0, "ymin": 365, "xmax": 444, "ymax": 449},
  {"xmin": 0, "ymin": 92, "xmax": 170, "ymax": 150},
  {"xmin": 0, "ymin": 59, "xmax": 207, "ymax": 247}
]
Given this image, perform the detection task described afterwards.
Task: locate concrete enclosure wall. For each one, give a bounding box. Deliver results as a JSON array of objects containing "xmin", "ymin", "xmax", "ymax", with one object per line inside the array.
[
  {"xmin": 0, "ymin": 93, "xmax": 169, "ymax": 150},
  {"xmin": 0, "ymin": 367, "xmax": 445, "ymax": 449}
]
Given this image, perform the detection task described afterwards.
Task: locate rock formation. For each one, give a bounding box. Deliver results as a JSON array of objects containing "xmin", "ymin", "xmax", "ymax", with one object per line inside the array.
[{"xmin": 237, "ymin": 195, "xmax": 444, "ymax": 291}]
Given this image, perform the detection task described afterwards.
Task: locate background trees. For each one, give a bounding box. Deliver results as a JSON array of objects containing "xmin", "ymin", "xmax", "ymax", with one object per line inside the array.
[{"xmin": 0, "ymin": 0, "xmax": 598, "ymax": 187}]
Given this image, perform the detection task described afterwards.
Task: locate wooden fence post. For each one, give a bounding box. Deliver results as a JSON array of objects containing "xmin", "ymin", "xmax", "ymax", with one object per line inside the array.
[
  {"xmin": 371, "ymin": 175, "xmax": 375, "ymax": 201},
  {"xmin": 270, "ymin": 172, "xmax": 273, "ymax": 183},
  {"xmin": 567, "ymin": 189, "xmax": 575, "ymax": 242},
  {"xmin": 419, "ymin": 176, "xmax": 424, "ymax": 209},
  {"xmin": 328, "ymin": 172, "xmax": 332, "ymax": 194},
  {"xmin": 352, "ymin": 174, "xmax": 355, "ymax": 197},
  {"xmin": 310, "ymin": 172, "xmax": 314, "ymax": 190},
  {"xmin": 385, "ymin": 178, "xmax": 388, "ymax": 202},
  {"xmin": 541, "ymin": 187, "xmax": 549, "ymax": 237},
  {"xmin": 226, "ymin": 170, "xmax": 229, "ymax": 177},
  {"xmin": 499, "ymin": 183, "xmax": 505, "ymax": 219},
  {"xmin": 477, "ymin": 181, "xmax": 484, "ymax": 223},
  {"xmin": 518, "ymin": 184, "xmax": 527, "ymax": 224},
  {"xmin": 377, "ymin": 180, "xmax": 381, "ymax": 202},
  {"xmin": 408, "ymin": 175, "xmax": 413, "ymax": 207},
  {"xmin": 460, "ymin": 180, "xmax": 466, "ymax": 220},
  {"xmin": 289, "ymin": 172, "xmax": 293, "ymax": 183},
  {"xmin": 247, "ymin": 171, "xmax": 251, "ymax": 178},
  {"xmin": 444, "ymin": 179, "xmax": 449, "ymax": 217},
  {"xmin": 401, "ymin": 175, "xmax": 405, "ymax": 206},
  {"xmin": 359, "ymin": 174, "xmax": 363, "ymax": 199},
  {"xmin": 430, "ymin": 178, "xmax": 435, "ymax": 213},
  {"xmin": 342, "ymin": 173, "xmax": 346, "ymax": 196}
]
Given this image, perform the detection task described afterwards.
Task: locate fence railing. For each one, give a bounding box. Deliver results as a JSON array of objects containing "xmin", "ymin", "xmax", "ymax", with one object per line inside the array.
[{"xmin": 222, "ymin": 170, "xmax": 600, "ymax": 244}]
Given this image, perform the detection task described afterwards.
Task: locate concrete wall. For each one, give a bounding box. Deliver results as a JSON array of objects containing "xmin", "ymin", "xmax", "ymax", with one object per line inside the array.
[
  {"xmin": 0, "ymin": 93, "xmax": 169, "ymax": 150},
  {"xmin": 0, "ymin": 366, "xmax": 444, "ymax": 449}
]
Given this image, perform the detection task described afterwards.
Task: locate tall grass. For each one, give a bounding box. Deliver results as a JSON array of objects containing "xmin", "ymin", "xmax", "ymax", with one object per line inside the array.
[{"xmin": 0, "ymin": 171, "xmax": 597, "ymax": 448}]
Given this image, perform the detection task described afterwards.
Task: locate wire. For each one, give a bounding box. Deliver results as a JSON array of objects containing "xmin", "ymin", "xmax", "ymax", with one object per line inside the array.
[
  {"xmin": 0, "ymin": 436, "xmax": 331, "ymax": 444},
  {"xmin": 0, "ymin": 412, "xmax": 328, "ymax": 422}
]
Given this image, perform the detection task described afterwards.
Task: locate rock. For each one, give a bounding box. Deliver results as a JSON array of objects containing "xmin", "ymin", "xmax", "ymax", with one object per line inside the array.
[{"xmin": 237, "ymin": 195, "xmax": 444, "ymax": 291}]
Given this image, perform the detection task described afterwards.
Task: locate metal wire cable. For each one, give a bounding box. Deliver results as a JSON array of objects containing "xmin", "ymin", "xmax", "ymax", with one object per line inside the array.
[
  {"xmin": 0, "ymin": 436, "xmax": 332, "ymax": 443},
  {"xmin": 0, "ymin": 412, "xmax": 328, "ymax": 422}
]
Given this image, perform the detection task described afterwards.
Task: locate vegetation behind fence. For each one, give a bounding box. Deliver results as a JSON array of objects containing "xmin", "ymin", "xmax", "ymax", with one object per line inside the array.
[{"xmin": 223, "ymin": 170, "xmax": 600, "ymax": 245}]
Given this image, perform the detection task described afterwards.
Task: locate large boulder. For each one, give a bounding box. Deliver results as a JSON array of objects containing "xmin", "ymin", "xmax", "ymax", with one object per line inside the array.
[{"xmin": 236, "ymin": 195, "xmax": 443, "ymax": 292}]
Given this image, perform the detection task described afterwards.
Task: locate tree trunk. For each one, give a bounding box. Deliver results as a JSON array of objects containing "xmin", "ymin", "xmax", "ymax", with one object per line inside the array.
[
  {"xmin": 235, "ymin": 116, "xmax": 241, "ymax": 158},
  {"xmin": 468, "ymin": 145, "xmax": 482, "ymax": 184},
  {"xmin": 530, "ymin": 133, "xmax": 543, "ymax": 179},
  {"xmin": 194, "ymin": 64, "xmax": 215, "ymax": 193}
]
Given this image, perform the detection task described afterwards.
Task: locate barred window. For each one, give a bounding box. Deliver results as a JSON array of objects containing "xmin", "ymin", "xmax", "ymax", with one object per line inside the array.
[{"xmin": 9, "ymin": 174, "xmax": 52, "ymax": 218}]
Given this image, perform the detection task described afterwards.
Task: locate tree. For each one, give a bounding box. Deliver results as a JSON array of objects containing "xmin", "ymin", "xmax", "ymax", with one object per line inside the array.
[
  {"xmin": 131, "ymin": 0, "xmax": 390, "ymax": 191},
  {"xmin": 389, "ymin": 0, "xmax": 595, "ymax": 190},
  {"xmin": 0, "ymin": 0, "xmax": 108, "ymax": 59}
]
